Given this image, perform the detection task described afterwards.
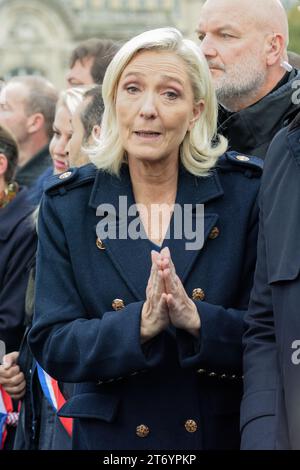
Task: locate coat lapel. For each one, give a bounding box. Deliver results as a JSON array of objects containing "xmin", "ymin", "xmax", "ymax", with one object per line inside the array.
[
  {"xmin": 89, "ymin": 165, "xmax": 224, "ymax": 300},
  {"xmin": 89, "ymin": 165, "xmax": 152, "ymax": 300}
]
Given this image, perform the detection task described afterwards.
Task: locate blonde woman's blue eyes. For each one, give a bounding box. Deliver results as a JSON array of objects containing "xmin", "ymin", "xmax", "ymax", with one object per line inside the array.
[
  {"xmin": 126, "ymin": 86, "xmax": 139, "ymax": 93},
  {"xmin": 221, "ymin": 33, "xmax": 235, "ymax": 39},
  {"xmin": 124, "ymin": 86, "xmax": 179, "ymax": 100},
  {"xmin": 164, "ymin": 91, "xmax": 178, "ymax": 100}
]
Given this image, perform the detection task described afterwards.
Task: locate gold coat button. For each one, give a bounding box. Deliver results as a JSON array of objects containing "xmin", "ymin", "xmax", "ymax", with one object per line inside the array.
[
  {"xmin": 184, "ymin": 419, "xmax": 198, "ymax": 433},
  {"xmin": 192, "ymin": 288, "xmax": 205, "ymax": 301},
  {"xmin": 209, "ymin": 226, "xmax": 220, "ymax": 240},
  {"xmin": 136, "ymin": 424, "xmax": 150, "ymax": 438},
  {"xmin": 112, "ymin": 299, "xmax": 125, "ymax": 311},
  {"xmin": 58, "ymin": 171, "xmax": 72, "ymax": 179},
  {"xmin": 96, "ymin": 238, "xmax": 105, "ymax": 250},
  {"xmin": 236, "ymin": 155, "xmax": 250, "ymax": 162}
]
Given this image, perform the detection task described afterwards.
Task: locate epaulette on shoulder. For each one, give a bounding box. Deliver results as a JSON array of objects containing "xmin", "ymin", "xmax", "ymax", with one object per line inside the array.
[
  {"xmin": 44, "ymin": 164, "xmax": 97, "ymax": 196},
  {"xmin": 217, "ymin": 151, "xmax": 263, "ymax": 176}
]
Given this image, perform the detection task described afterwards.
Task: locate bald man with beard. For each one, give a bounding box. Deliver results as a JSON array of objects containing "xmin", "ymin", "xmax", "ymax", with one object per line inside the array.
[{"xmin": 197, "ymin": 0, "xmax": 300, "ymax": 158}]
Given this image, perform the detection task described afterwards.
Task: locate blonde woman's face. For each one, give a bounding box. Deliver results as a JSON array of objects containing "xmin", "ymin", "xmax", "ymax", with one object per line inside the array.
[
  {"xmin": 49, "ymin": 105, "xmax": 72, "ymax": 174},
  {"xmin": 115, "ymin": 50, "xmax": 202, "ymax": 165}
]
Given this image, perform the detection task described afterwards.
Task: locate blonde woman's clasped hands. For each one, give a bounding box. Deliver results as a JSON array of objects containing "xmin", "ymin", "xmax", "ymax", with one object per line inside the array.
[{"xmin": 141, "ymin": 247, "xmax": 201, "ymax": 343}]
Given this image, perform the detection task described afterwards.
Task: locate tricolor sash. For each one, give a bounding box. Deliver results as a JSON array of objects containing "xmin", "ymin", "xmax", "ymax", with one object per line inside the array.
[
  {"xmin": 0, "ymin": 385, "xmax": 13, "ymax": 449},
  {"xmin": 36, "ymin": 364, "xmax": 73, "ymax": 437}
]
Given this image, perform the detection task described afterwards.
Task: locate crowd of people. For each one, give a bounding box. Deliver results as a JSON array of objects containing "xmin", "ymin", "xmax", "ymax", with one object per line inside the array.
[{"xmin": 0, "ymin": 0, "xmax": 300, "ymax": 451}]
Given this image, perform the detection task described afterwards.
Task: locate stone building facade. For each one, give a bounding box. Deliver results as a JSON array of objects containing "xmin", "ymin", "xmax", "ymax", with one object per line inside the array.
[{"xmin": 0, "ymin": 0, "xmax": 204, "ymax": 89}]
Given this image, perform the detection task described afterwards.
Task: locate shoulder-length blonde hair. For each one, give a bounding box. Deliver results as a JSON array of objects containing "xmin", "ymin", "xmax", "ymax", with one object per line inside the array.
[{"xmin": 90, "ymin": 27, "xmax": 227, "ymax": 176}]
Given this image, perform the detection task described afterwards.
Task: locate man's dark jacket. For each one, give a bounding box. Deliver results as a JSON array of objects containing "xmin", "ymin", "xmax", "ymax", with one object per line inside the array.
[
  {"xmin": 0, "ymin": 188, "xmax": 37, "ymax": 352},
  {"xmin": 241, "ymin": 112, "xmax": 300, "ymax": 449},
  {"xmin": 218, "ymin": 69, "xmax": 300, "ymax": 158},
  {"xmin": 16, "ymin": 145, "xmax": 52, "ymax": 188}
]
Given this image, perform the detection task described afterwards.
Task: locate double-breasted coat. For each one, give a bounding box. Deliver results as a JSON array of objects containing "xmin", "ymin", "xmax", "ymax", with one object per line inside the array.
[
  {"xmin": 241, "ymin": 116, "xmax": 300, "ymax": 450},
  {"xmin": 29, "ymin": 152, "xmax": 262, "ymax": 450}
]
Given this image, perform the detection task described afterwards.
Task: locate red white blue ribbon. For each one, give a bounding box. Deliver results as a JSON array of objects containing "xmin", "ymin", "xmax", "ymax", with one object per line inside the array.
[
  {"xmin": 36, "ymin": 364, "xmax": 73, "ymax": 437},
  {"xmin": 0, "ymin": 385, "xmax": 13, "ymax": 449}
]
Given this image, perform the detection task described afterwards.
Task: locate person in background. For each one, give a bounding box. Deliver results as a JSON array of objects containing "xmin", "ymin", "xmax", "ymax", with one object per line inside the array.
[
  {"xmin": 197, "ymin": 0, "xmax": 300, "ymax": 158},
  {"xmin": 66, "ymin": 85, "xmax": 103, "ymax": 167},
  {"xmin": 66, "ymin": 38, "xmax": 120, "ymax": 87},
  {"xmin": 29, "ymin": 86, "xmax": 94, "ymax": 205},
  {"xmin": 0, "ymin": 125, "xmax": 37, "ymax": 449},
  {"xmin": 0, "ymin": 76, "xmax": 58, "ymax": 187},
  {"xmin": 0, "ymin": 125, "xmax": 36, "ymax": 357},
  {"xmin": 29, "ymin": 27, "xmax": 262, "ymax": 450},
  {"xmin": 7, "ymin": 85, "xmax": 97, "ymax": 450},
  {"xmin": 241, "ymin": 110, "xmax": 300, "ymax": 449}
]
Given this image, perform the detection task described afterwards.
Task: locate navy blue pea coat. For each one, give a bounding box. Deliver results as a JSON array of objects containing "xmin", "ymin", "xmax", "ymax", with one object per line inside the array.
[
  {"xmin": 0, "ymin": 188, "xmax": 37, "ymax": 353},
  {"xmin": 29, "ymin": 153, "xmax": 262, "ymax": 450},
  {"xmin": 241, "ymin": 118, "xmax": 300, "ymax": 450}
]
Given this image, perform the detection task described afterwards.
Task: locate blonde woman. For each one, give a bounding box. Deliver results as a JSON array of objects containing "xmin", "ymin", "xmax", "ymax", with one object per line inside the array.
[
  {"xmin": 29, "ymin": 28, "xmax": 262, "ymax": 450},
  {"xmin": 29, "ymin": 85, "xmax": 95, "ymax": 205}
]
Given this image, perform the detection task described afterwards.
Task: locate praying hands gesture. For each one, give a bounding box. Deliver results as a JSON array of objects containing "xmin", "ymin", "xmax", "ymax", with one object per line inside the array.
[{"xmin": 141, "ymin": 247, "xmax": 201, "ymax": 343}]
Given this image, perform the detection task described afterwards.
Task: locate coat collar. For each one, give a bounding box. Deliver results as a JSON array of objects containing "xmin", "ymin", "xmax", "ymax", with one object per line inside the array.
[
  {"xmin": 88, "ymin": 165, "xmax": 223, "ymax": 300},
  {"xmin": 0, "ymin": 187, "xmax": 35, "ymax": 241},
  {"xmin": 89, "ymin": 164, "xmax": 224, "ymax": 209}
]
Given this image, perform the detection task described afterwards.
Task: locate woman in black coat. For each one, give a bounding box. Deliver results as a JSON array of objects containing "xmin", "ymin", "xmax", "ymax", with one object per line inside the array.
[
  {"xmin": 29, "ymin": 28, "xmax": 262, "ymax": 450},
  {"xmin": 0, "ymin": 124, "xmax": 37, "ymax": 448}
]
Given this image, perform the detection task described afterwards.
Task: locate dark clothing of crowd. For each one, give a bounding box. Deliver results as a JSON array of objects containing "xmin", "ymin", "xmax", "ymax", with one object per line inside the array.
[
  {"xmin": 16, "ymin": 146, "xmax": 52, "ymax": 189},
  {"xmin": 0, "ymin": 187, "xmax": 37, "ymax": 353},
  {"xmin": 218, "ymin": 69, "xmax": 300, "ymax": 158}
]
